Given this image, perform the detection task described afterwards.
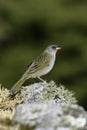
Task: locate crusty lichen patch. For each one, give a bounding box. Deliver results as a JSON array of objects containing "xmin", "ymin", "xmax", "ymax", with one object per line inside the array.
[
  {"xmin": 21, "ymin": 81, "xmax": 77, "ymax": 104},
  {"xmin": 42, "ymin": 81, "xmax": 77, "ymax": 104},
  {"xmin": 0, "ymin": 84, "xmax": 23, "ymax": 120},
  {"xmin": 0, "ymin": 81, "xmax": 78, "ymax": 130},
  {"xmin": 0, "ymin": 84, "xmax": 24, "ymax": 130},
  {"xmin": 14, "ymin": 103, "xmax": 87, "ymax": 130}
]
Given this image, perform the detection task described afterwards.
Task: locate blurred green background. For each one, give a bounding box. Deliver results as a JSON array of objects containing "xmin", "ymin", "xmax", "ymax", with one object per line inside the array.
[{"xmin": 0, "ymin": 0, "xmax": 87, "ymax": 109}]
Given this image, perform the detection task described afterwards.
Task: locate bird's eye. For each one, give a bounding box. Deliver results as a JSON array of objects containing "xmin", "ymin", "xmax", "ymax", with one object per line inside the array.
[{"xmin": 52, "ymin": 46, "xmax": 56, "ymax": 49}]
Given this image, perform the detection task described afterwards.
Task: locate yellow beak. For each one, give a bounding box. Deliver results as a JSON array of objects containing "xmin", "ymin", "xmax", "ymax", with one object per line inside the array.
[{"xmin": 56, "ymin": 47, "xmax": 61, "ymax": 51}]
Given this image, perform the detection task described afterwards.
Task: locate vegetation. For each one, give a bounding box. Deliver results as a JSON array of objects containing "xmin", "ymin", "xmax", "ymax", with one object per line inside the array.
[{"xmin": 0, "ymin": 81, "xmax": 77, "ymax": 130}]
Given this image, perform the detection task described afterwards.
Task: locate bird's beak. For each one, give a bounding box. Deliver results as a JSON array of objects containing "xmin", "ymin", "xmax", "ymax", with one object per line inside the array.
[{"xmin": 56, "ymin": 47, "xmax": 61, "ymax": 51}]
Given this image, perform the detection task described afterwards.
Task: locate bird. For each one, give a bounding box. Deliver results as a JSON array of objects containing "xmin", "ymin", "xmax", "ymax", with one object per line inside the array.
[{"xmin": 10, "ymin": 45, "xmax": 61, "ymax": 96}]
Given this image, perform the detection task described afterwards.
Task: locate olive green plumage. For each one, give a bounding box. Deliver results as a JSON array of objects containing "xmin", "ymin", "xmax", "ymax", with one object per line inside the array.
[{"xmin": 10, "ymin": 45, "xmax": 61, "ymax": 96}]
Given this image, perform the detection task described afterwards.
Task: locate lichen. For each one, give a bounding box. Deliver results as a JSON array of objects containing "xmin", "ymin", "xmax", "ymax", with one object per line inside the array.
[
  {"xmin": 0, "ymin": 81, "xmax": 86, "ymax": 130},
  {"xmin": 21, "ymin": 81, "xmax": 77, "ymax": 104},
  {"xmin": 0, "ymin": 84, "xmax": 23, "ymax": 130},
  {"xmin": 14, "ymin": 103, "xmax": 87, "ymax": 130},
  {"xmin": 42, "ymin": 81, "xmax": 77, "ymax": 104},
  {"xmin": 0, "ymin": 84, "xmax": 23, "ymax": 120}
]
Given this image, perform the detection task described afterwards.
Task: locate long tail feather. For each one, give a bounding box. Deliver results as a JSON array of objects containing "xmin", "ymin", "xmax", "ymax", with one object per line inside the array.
[{"xmin": 10, "ymin": 77, "xmax": 27, "ymax": 96}]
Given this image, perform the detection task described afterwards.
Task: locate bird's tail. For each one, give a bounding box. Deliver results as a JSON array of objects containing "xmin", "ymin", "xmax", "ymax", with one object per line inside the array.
[{"xmin": 10, "ymin": 76, "xmax": 27, "ymax": 96}]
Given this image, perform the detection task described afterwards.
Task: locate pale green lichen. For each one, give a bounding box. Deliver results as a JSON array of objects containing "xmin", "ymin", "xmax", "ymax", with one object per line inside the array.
[
  {"xmin": 0, "ymin": 84, "xmax": 23, "ymax": 119},
  {"xmin": 21, "ymin": 81, "xmax": 77, "ymax": 104},
  {"xmin": 0, "ymin": 84, "xmax": 23, "ymax": 130},
  {"xmin": 14, "ymin": 103, "xmax": 87, "ymax": 130},
  {"xmin": 42, "ymin": 81, "xmax": 77, "ymax": 104},
  {"xmin": 0, "ymin": 81, "xmax": 86, "ymax": 130}
]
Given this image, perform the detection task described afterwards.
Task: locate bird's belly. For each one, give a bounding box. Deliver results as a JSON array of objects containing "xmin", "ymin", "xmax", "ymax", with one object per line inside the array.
[
  {"xmin": 36, "ymin": 67, "xmax": 51, "ymax": 76},
  {"xmin": 35, "ymin": 59, "xmax": 55, "ymax": 77}
]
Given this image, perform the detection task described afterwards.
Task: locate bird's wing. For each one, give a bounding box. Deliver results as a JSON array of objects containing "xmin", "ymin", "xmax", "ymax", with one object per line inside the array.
[{"xmin": 27, "ymin": 52, "xmax": 50, "ymax": 74}]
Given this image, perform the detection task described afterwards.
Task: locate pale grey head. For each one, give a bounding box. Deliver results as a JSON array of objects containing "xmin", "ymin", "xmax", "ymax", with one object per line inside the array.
[{"xmin": 44, "ymin": 45, "xmax": 61, "ymax": 55}]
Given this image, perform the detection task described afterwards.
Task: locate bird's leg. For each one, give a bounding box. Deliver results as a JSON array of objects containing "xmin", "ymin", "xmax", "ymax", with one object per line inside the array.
[{"xmin": 37, "ymin": 77, "xmax": 47, "ymax": 83}]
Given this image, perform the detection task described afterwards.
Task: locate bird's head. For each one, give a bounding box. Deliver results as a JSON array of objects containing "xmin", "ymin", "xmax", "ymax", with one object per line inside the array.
[{"xmin": 45, "ymin": 45, "xmax": 61, "ymax": 54}]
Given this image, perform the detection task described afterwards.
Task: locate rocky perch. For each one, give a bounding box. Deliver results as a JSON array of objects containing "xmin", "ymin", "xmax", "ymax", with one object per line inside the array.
[{"xmin": 0, "ymin": 81, "xmax": 87, "ymax": 130}]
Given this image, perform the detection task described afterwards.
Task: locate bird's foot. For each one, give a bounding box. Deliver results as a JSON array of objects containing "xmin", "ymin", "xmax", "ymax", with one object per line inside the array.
[{"xmin": 37, "ymin": 77, "xmax": 47, "ymax": 84}]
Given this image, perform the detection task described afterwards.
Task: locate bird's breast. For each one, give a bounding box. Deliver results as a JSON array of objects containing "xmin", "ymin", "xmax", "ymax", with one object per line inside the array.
[{"xmin": 35, "ymin": 54, "xmax": 55, "ymax": 77}]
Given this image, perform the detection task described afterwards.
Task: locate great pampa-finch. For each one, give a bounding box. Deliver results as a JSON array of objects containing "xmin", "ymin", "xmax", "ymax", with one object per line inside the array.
[{"xmin": 10, "ymin": 45, "xmax": 61, "ymax": 96}]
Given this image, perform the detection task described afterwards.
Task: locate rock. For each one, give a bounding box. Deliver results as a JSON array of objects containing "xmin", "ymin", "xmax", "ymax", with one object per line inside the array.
[
  {"xmin": 13, "ymin": 81, "xmax": 87, "ymax": 130},
  {"xmin": 14, "ymin": 103, "xmax": 87, "ymax": 130}
]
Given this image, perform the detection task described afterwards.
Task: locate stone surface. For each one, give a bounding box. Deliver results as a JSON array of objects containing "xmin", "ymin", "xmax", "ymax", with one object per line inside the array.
[
  {"xmin": 14, "ymin": 103, "xmax": 87, "ymax": 130},
  {"xmin": 13, "ymin": 81, "xmax": 87, "ymax": 130}
]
